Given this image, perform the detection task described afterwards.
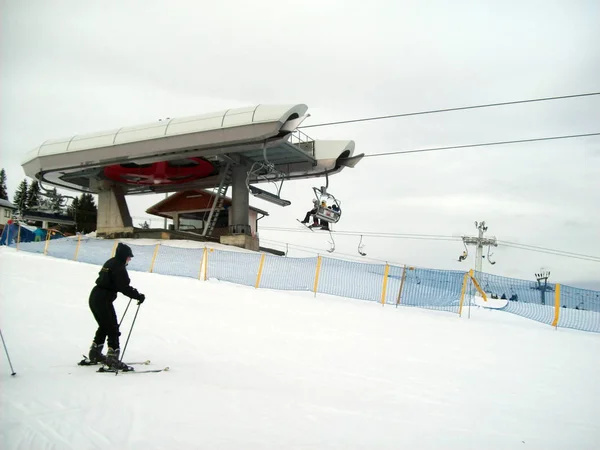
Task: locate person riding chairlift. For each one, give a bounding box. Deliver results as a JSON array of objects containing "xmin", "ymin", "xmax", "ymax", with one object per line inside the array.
[
  {"xmin": 300, "ymin": 200, "xmax": 330, "ymax": 230},
  {"xmin": 318, "ymin": 200, "xmax": 330, "ymax": 230},
  {"xmin": 301, "ymin": 199, "xmax": 319, "ymax": 225}
]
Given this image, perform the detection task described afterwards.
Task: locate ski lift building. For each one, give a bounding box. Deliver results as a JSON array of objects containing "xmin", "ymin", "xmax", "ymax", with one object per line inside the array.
[
  {"xmin": 0, "ymin": 199, "xmax": 17, "ymax": 232},
  {"xmin": 146, "ymin": 189, "xmax": 268, "ymax": 241},
  {"xmin": 21, "ymin": 104, "xmax": 363, "ymax": 249}
]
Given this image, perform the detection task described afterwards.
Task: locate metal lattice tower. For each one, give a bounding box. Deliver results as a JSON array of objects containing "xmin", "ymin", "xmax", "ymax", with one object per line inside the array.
[{"xmin": 462, "ymin": 221, "xmax": 498, "ymax": 272}]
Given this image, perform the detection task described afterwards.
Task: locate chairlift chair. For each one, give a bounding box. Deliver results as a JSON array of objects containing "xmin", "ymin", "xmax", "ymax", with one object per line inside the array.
[
  {"xmin": 458, "ymin": 241, "xmax": 468, "ymax": 262},
  {"xmin": 487, "ymin": 246, "xmax": 496, "ymax": 265},
  {"xmin": 312, "ymin": 186, "xmax": 342, "ymax": 224},
  {"xmin": 246, "ymin": 144, "xmax": 291, "ymax": 207},
  {"xmin": 358, "ymin": 235, "xmax": 367, "ymax": 256}
]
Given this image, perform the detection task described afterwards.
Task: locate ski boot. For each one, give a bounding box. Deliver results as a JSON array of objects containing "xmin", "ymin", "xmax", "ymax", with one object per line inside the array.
[
  {"xmin": 105, "ymin": 347, "xmax": 133, "ymax": 371},
  {"xmin": 88, "ymin": 342, "xmax": 107, "ymax": 364}
]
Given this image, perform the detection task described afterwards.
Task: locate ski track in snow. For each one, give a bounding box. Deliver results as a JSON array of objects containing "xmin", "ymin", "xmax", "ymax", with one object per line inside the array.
[{"xmin": 1, "ymin": 247, "xmax": 600, "ymax": 450}]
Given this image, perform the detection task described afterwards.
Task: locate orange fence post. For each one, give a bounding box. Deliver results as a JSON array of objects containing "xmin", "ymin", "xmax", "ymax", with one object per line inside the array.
[
  {"xmin": 149, "ymin": 244, "xmax": 160, "ymax": 273},
  {"xmin": 198, "ymin": 247, "xmax": 207, "ymax": 280},
  {"xmin": 458, "ymin": 272, "xmax": 470, "ymax": 317},
  {"xmin": 313, "ymin": 256, "xmax": 322, "ymax": 297},
  {"xmin": 204, "ymin": 248, "xmax": 212, "ymax": 281},
  {"xmin": 552, "ymin": 283, "xmax": 561, "ymax": 328},
  {"xmin": 16, "ymin": 225, "xmax": 21, "ymax": 250},
  {"xmin": 381, "ymin": 263, "xmax": 390, "ymax": 306},
  {"xmin": 395, "ymin": 265, "xmax": 407, "ymax": 307},
  {"xmin": 468, "ymin": 269, "xmax": 487, "ymax": 302},
  {"xmin": 43, "ymin": 231, "xmax": 51, "ymax": 255},
  {"xmin": 73, "ymin": 235, "xmax": 82, "ymax": 261},
  {"xmin": 255, "ymin": 254, "xmax": 266, "ymax": 289}
]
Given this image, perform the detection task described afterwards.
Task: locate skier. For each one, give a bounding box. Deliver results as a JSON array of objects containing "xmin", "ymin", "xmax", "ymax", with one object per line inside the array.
[
  {"xmin": 300, "ymin": 199, "xmax": 319, "ymax": 226},
  {"xmin": 87, "ymin": 242, "xmax": 145, "ymax": 370}
]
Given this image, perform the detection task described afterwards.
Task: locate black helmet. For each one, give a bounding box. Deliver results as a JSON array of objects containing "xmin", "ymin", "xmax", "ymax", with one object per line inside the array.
[{"xmin": 115, "ymin": 242, "xmax": 134, "ymax": 261}]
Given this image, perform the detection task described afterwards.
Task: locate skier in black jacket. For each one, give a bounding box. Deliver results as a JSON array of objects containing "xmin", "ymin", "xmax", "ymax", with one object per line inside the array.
[{"xmin": 88, "ymin": 242, "xmax": 145, "ymax": 369}]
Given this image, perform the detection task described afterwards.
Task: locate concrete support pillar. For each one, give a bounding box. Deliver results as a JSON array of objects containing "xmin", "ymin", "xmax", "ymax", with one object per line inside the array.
[
  {"xmin": 231, "ymin": 165, "xmax": 250, "ymax": 233},
  {"xmin": 220, "ymin": 164, "xmax": 260, "ymax": 251},
  {"xmin": 96, "ymin": 185, "xmax": 134, "ymax": 236}
]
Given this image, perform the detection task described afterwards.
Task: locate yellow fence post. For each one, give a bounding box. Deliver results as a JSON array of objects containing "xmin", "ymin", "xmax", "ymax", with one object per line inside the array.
[
  {"xmin": 313, "ymin": 255, "xmax": 322, "ymax": 297},
  {"xmin": 43, "ymin": 231, "xmax": 51, "ymax": 255},
  {"xmin": 198, "ymin": 247, "xmax": 207, "ymax": 280},
  {"xmin": 552, "ymin": 283, "xmax": 561, "ymax": 329},
  {"xmin": 73, "ymin": 235, "xmax": 82, "ymax": 261},
  {"xmin": 458, "ymin": 272, "xmax": 470, "ymax": 317},
  {"xmin": 149, "ymin": 244, "xmax": 160, "ymax": 273},
  {"xmin": 395, "ymin": 265, "xmax": 407, "ymax": 307},
  {"xmin": 111, "ymin": 241, "xmax": 118, "ymax": 257},
  {"xmin": 204, "ymin": 248, "xmax": 211, "ymax": 281},
  {"xmin": 468, "ymin": 269, "xmax": 488, "ymax": 301},
  {"xmin": 255, "ymin": 254, "xmax": 266, "ymax": 289},
  {"xmin": 381, "ymin": 263, "xmax": 390, "ymax": 306},
  {"xmin": 16, "ymin": 225, "xmax": 21, "ymax": 250}
]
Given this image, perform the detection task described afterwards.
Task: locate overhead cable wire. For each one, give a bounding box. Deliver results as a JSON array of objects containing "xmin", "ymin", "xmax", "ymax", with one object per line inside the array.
[
  {"xmin": 259, "ymin": 238, "xmax": 409, "ymax": 266},
  {"xmin": 260, "ymin": 228, "xmax": 600, "ymax": 262},
  {"xmin": 498, "ymin": 242, "xmax": 600, "ymax": 263},
  {"xmin": 363, "ymin": 132, "xmax": 600, "ymax": 159},
  {"xmin": 260, "ymin": 226, "xmax": 461, "ymax": 242},
  {"xmin": 498, "ymin": 240, "xmax": 600, "ymax": 259},
  {"xmin": 300, "ymin": 92, "xmax": 600, "ymax": 129}
]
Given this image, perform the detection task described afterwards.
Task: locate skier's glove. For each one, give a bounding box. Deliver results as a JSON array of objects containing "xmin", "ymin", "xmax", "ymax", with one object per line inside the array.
[{"xmin": 137, "ymin": 293, "xmax": 145, "ymax": 304}]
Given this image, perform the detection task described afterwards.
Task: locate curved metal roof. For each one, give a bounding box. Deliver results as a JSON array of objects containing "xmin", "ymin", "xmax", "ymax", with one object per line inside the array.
[
  {"xmin": 22, "ymin": 104, "xmax": 308, "ymax": 165},
  {"xmin": 20, "ymin": 103, "xmax": 362, "ymax": 195}
]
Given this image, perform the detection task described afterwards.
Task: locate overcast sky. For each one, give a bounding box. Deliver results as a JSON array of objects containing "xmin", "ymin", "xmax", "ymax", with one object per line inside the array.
[{"xmin": 1, "ymin": 0, "xmax": 599, "ymax": 287}]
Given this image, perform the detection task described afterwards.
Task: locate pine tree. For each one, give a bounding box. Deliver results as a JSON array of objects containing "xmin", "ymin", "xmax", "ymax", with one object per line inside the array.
[
  {"xmin": 77, "ymin": 193, "xmax": 98, "ymax": 233},
  {"xmin": 0, "ymin": 169, "xmax": 8, "ymax": 200},
  {"xmin": 26, "ymin": 180, "xmax": 41, "ymax": 210},
  {"xmin": 13, "ymin": 179, "xmax": 29, "ymax": 211},
  {"xmin": 68, "ymin": 197, "xmax": 80, "ymax": 218}
]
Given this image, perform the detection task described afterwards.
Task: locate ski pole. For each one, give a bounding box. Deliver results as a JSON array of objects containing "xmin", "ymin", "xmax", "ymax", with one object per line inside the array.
[
  {"xmin": 0, "ymin": 328, "xmax": 16, "ymax": 376},
  {"xmin": 118, "ymin": 298, "xmax": 133, "ymax": 327},
  {"xmin": 115, "ymin": 301, "xmax": 141, "ymax": 376}
]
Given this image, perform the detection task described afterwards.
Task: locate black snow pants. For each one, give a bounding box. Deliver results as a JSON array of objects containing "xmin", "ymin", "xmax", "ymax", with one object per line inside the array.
[
  {"xmin": 89, "ymin": 286, "xmax": 120, "ymax": 350},
  {"xmin": 303, "ymin": 208, "xmax": 318, "ymax": 223}
]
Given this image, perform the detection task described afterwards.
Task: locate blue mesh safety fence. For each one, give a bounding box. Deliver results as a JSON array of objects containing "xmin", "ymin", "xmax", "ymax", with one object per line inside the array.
[
  {"xmin": 46, "ymin": 237, "xmax": 80, "ymax": 260},
  {"xmin": 205, "ymin": 249, "xmax": 261, "ymax": 287},
  {"xmin": 472, "ymin": 271, "xmax": 556, "ymax": 326},
  {"xmin": 126, "ymin": 243, "xmax": 158, "ymax": 273},
  {"xmin": 14, "ymin": 240, "xmax": 47, "ymax": 255},
  {"xmin": 75, "ymin": 238, "xmax": 114, "ymax": 266},
  {"xmin": 152, "ymin": 245, "xmax": 204, "ymax": 279},
  {"xmin": 8, "ymin": 236, "xmax": 600, "ymax": 333},
  {"xmin": 259, "ymin": 255, "xmax": 316, "ymax": 291},
  {"xmin": 318, "ymin": 258, "xmax": 389, "ymax": 302},
  {"xmin": 558, "ymin": 285, "xmax": 600, "ymax": 333},
  {"xmin": 400, "ymin": 267, "xmax": 464, "ymax": 313},
  {"xmin": 383, "ymin": 265, "xmax": 404, "ymax": 305}
]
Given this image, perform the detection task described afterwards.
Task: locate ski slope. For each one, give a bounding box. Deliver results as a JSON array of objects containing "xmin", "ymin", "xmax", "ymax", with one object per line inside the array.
[{"xmin": 1, "ymin": 248, "xmax": 599, "ymax": 449}]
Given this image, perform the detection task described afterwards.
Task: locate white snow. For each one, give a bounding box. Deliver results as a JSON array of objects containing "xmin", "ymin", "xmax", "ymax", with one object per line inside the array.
[{"xmin": 1, "ymin": 247, "xmax": 599, "ymax": 450}]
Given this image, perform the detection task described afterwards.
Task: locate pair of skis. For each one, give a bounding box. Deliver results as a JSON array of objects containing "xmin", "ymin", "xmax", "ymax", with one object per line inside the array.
[
  {"xmin": 78, "ymin": 355, "xmax": 169, "ymax": 374},
  {"xmin": 97, "ymin": 366, "xmax": 169, "ymax": 374}
]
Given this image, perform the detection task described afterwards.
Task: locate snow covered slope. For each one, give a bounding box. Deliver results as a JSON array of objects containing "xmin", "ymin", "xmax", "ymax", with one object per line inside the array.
[{"xmin": 1, "ymin": 248, "xmax": 599, "ymax": 449}]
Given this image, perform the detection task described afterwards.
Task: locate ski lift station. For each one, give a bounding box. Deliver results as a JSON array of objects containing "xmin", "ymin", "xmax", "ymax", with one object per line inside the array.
[{"xmin": 21, "ymin": 104, "xmax": 363, "ymax": 251}]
